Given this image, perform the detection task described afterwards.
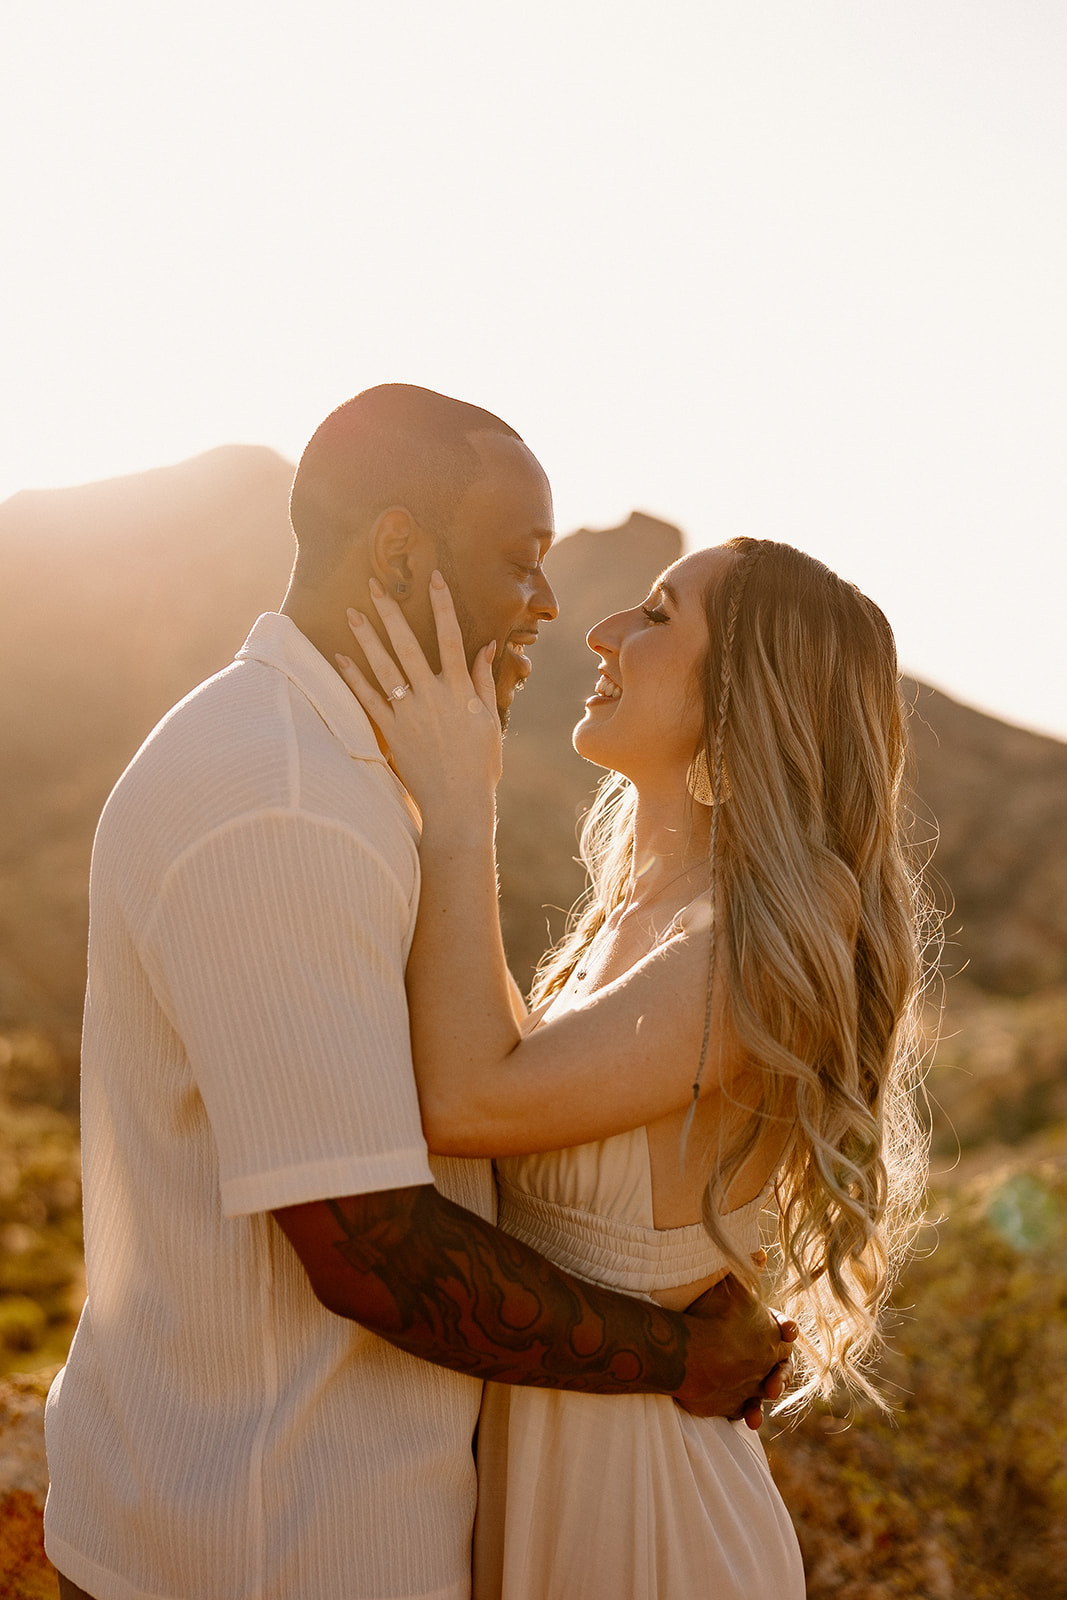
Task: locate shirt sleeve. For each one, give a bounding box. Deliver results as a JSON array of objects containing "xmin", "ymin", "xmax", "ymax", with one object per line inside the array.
[{"xmin": 144, "ymin": 807, "xmax": 434, "ymax": 1216}]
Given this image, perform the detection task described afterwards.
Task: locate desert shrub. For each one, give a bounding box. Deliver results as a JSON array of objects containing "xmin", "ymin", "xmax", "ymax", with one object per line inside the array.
[
  {"xmin": 925, "ymin": 982, "xmax": 1067, "ymax": 1153},
  {"xmin": 0, "ymin": 1033, "xmax": 83, "ymax": 1376},
  {"xmin": 0, "ymin": 1298, "xmax": 48, "ymax": 1355},
  {"xmin": 768, "ymin": 1141, "xmax": 1067, "ymax": 1599},
  {"xmin": 3, "ymin": 1011, "xmax": 1067, "ymax": 1593}
]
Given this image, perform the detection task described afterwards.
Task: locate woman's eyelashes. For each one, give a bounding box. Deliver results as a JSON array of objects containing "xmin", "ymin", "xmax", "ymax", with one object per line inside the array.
[{"xmin": 641, "ymin": 602, "xmax": 670, "ymax": 625}]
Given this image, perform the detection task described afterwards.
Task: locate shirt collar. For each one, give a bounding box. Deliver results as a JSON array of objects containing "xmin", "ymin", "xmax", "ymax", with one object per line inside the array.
[{"xmin": 235, "ymin": 612, "xmax": 387, "ymax": 765}]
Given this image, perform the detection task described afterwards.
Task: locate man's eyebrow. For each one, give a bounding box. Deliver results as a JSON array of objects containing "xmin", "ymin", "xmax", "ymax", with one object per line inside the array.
[{"xmin": 515, "ymin": 529, "xmax": 554, "ymax": 560}]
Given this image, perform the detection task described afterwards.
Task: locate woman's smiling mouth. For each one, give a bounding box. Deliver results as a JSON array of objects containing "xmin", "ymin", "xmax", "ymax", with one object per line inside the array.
[{"xmin": 586, "ymin": 672, "xmax": 621, "ymax": 705}]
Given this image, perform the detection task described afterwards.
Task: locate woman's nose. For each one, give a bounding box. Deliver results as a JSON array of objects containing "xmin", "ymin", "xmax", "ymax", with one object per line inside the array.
[{"xmin": 586, "ymin": 611, "xmax": 623, "ymax": 655}]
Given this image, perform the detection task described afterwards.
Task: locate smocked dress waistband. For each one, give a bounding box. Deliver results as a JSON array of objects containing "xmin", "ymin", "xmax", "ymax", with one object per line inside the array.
[{"xmin": 496, "ymin": 1174, "xmax": 766, "ymax": 1297}]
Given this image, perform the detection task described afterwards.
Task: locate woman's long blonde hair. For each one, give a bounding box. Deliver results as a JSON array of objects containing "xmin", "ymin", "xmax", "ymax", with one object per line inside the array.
[{"xmin": 531, "ymin": 538, "xmax": 934, "ymax": 1411}]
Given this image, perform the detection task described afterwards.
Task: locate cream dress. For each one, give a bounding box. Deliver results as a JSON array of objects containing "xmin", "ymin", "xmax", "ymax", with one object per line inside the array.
[{"xmin": 472, "ymin": 1122, "xmax": 806, "ymax": 1598}]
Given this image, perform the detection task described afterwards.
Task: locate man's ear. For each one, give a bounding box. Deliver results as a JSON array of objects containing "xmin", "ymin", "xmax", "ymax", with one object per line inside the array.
[{"xmin": 369, "ymin": 506, "xmax": 424, "ymax": 598}]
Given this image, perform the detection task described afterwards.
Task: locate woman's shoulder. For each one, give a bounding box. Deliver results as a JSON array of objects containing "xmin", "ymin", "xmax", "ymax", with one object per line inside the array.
[{"xmin": 664, "ymin": 889, "xmax": 713, "ymax": 941}]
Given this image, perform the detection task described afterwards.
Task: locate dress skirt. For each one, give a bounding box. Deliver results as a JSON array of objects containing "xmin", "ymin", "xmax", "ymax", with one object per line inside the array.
[{"xmin": 471, "ymin": 1154, "xmax": 806, "ymax": 1600}]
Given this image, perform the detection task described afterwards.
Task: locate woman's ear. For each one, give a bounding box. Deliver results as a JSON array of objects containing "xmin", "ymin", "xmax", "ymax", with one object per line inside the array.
[{"xmin": 369, "ymin": 505, "xmax": 421, "ymax": 599}]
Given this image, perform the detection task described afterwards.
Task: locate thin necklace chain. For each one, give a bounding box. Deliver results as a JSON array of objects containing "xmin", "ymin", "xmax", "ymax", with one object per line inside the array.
[
  {"xmin": 574, "ymin": 861, "xmax": 708, "ymax": 983},
  {"xmin": 615, "ymin": 861, "xmax": 707, "ymax": 930}
]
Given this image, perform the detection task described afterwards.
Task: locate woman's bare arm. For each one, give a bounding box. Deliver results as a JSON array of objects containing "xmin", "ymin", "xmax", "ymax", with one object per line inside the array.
[
  {"xmin": 339, "ymin": 577, "xmax": 730, "ymax": 1158},
  {"xmin": 410, "ymin": 820, "xmax": 716, "ymax": 1154}
]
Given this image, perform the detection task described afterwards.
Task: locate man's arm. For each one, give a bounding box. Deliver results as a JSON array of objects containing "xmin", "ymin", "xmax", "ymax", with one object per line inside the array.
[{"xmin": 274, "ymin": 1184, "xmax": 794, "ymax": 1419}]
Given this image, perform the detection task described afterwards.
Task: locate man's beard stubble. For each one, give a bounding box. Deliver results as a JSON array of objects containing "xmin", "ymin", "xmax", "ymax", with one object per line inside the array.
[{"xmin": 432, "ymin": 539, "xmax": 512, "ymax": 732}]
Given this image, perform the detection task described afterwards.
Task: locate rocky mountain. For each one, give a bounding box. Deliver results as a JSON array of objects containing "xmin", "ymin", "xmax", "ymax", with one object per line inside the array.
[
  {"xmin": 498, "ymin": 518, "xmax": 1067, "ymax": 999},
  {"xmin": 0, "ymin": 447, "xmax": 296, "ymax": 1049},
  {"xmin": 903, "ymin": 681, "xmax": 1067, "ymax": 994},
  {"xmin": 496, "ymin": 512, "xmax": 684, "ymax": 983},
  {"xmin": 1, "ymin": 451, "xmax": 1064, "ymax": 1057}
]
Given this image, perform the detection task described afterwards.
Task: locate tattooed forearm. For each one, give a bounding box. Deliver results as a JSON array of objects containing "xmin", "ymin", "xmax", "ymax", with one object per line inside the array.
[
  {"xmin": 276, "ymin": 1184, "xmax": 792, "ymax": 1415},
  {"xmin": 323, "ymin": 1187, "xmax": 687, "ymax": 1394}
]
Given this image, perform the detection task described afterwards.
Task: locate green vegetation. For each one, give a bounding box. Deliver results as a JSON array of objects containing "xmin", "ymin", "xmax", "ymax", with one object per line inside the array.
[
  {"xmin": 759, "ymin": 979, "xmax": 1067, "ymax": 1596},
  {"xmin": 924, "ymin": 981, "xmax": 1067, "ymax": 1154},
  {"xmin": 0, "ymin": 1032, "xmax": 82, "ymax": 1375},
  {"xmin": 768, "ymin": 1136, "xmax": 1067, "ymax": 1598},
  {"xmin": 3, "ymin": 990, "xmax": 1066, "ymax": 1595}
]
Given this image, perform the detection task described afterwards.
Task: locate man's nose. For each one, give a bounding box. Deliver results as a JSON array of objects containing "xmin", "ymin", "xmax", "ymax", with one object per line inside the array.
[{"xmin": 532, "ymin": 569, "xmax": 559, "ymax": 622}]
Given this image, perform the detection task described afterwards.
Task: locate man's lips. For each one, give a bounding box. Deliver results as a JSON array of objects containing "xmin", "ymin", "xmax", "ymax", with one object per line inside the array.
[{"xmin": 503, "ymin": 635, "xmax": 537, "ymax": 680}]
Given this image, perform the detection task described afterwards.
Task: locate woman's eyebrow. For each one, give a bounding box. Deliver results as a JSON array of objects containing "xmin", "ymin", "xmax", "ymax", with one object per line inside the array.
[{"xmin": 659, "ymin": 580, "xmax": 679, "ymax": 607}]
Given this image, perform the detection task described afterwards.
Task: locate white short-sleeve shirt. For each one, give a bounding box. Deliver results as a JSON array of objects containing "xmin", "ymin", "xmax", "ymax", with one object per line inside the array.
[{"xmin": 44, "ymin": 613, "xmax": 494, "ymax": 1600}]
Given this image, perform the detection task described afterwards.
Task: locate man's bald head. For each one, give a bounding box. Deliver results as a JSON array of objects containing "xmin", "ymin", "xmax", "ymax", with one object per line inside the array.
[{"xmin": 289, "ymin": 384, "xmax": 523, "ymax": 583}]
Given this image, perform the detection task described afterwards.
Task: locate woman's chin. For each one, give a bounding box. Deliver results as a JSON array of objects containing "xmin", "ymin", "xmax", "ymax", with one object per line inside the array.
[
  {"xmin": 572, "ymin": 707, "xmax": 595, "ymax": 741},
  {"xmin": 572, "ymin": 715, "xmax": 614, "ymax": 767}
]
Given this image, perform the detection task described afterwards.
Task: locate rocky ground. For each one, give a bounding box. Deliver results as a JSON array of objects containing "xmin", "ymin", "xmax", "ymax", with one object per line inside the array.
[{"xmin": 0, "ymin": 1369, "xmax": 57, "ymax": 1599}]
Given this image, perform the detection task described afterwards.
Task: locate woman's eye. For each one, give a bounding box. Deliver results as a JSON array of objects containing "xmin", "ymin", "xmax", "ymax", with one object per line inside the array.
[{"xmin": 642, "ymin": 605, "xmax": 669, "ymax": 625}]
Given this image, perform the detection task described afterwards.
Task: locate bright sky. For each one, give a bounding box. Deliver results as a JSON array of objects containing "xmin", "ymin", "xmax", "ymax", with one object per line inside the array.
[{"xmin": 3, "ymin": 1, "xmax": 1065, "ymax": 739}]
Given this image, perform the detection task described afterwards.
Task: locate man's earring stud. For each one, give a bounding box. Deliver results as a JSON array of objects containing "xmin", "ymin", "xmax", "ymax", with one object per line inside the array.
[{"xmin": 396, "ymin": 581, "xmax": 408, "ymax": 596}]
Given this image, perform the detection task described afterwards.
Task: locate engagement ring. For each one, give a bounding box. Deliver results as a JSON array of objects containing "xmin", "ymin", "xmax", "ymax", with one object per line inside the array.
[{"xmin": 387, "ymin": 683, "xmax": 411, "ymax": 701}]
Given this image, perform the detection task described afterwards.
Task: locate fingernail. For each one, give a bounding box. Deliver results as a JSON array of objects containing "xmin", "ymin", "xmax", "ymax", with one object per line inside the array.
[
  {"xmin": 369, "ymin": 577, "xmax": 385, "ymax": 598},
  {"xmin": 431, "ymin": 569, "xmax": 447, "ymax": 589},
  {"xmin": 347, "ymin": 608, "xmax": 365, "ymax": 627},
  {"xmin": 336, "ymin": 654, "xmax": 353, "ymax": 670},
  {"xmin": 485, "ymin": 640, "xmax": 497, "ymax": 657}
]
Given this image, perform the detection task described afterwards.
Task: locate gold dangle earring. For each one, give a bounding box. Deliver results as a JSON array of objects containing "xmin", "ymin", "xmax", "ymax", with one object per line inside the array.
[
  {"xmin": 686, "ymin": 749, "xmax": 714, "ymax": 806},
  {"xmin": 687, "ymin": 748, "xmax": 732, "ymax": 805}
]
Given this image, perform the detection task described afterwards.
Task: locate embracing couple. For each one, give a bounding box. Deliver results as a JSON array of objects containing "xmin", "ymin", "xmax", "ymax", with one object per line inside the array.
[{"xmin": 45, "ymin": 385, "xmax": 927, "ymax": 1600}]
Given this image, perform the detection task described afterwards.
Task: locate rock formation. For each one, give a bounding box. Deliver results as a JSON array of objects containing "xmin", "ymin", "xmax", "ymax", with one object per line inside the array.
[{"xmin": 1, "ymin": 453, "xmax": 1063, "ymax": 1058}]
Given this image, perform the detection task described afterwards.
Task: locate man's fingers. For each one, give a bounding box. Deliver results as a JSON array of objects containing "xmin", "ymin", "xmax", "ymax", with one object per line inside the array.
[
  {"xmin": 731, "ymin": 1355, "xmax": 794, "ymax": 1432},
  {"xmin": 762, "ymin": 1364, "xmax": 788, "ymax": 1402}
]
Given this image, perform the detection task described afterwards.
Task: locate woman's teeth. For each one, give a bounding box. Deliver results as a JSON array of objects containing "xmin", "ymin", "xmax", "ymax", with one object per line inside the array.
[{"xmin": 595, "ymin": 675, "xmax": 621, "ymax": 700}]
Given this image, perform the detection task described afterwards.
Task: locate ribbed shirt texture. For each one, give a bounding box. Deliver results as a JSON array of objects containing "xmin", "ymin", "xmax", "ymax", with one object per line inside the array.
[{"xmin": 44, "ymin": 613, "xmax": 494, "ymax": 1600}]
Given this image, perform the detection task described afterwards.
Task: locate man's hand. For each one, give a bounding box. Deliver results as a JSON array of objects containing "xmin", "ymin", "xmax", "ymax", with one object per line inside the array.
[{"xmin": 677, "ymin": 1275, "xmax": 798, "ymax": 1426}]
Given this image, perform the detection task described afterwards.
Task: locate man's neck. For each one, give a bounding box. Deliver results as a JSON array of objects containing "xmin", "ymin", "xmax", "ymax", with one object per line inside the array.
[
  {"xmin": 280, "ymin": 587, "xmax": 393, "ymax": 760},
  {"xmin": 281, "ymin": 580, "xmax": 373, "ymax": 669}
]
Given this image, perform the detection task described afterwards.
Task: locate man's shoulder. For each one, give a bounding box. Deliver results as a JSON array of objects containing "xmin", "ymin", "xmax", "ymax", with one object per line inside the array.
[
  {"xmin": 97, "ymin": 652, "xmax": 411, "ymax": 880},
  {"xmin": 112, "ymin": 653, "xmax": 293, "ymax": 794}
]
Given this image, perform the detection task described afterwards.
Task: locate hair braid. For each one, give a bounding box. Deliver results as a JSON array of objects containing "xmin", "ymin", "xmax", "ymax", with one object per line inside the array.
[
  {"xmin": 684, "ymin": 545, "xmax": 763, "ymax": 1136},
  {"xmin": 533, "ymin": 539, "xmax": 931, "ymax": 1412}
]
